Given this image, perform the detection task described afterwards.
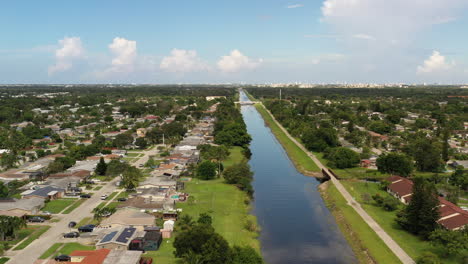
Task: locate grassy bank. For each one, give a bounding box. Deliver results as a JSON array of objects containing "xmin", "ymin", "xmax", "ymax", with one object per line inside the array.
[
  {"xmin": 343, "ymin": 180, "xmax": 466, "ymax": 263},
  {"xmin": 254, "ymin": 103, "xmax": 320, "ymax": 173},
  {"xmin": 322, "ymin": 182, "xmax": 402, "ymax": 264},
  {"xmin": 13, "ymin": 225, "xmax": 50, "ymax": 250},
  {"xmin": 145, "ymin": 147, "xmax": 260, "ymax": 264}
]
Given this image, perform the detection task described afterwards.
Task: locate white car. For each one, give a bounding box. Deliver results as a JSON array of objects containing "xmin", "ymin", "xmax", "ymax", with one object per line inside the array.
[{"xmin": 100, "ymin": 194, "xmax": 108, "ymax": 200}]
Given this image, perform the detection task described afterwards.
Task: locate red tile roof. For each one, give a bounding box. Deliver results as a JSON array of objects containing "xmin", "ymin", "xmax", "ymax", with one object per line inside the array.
[
  {"xmin": 387, "ymin": 176, "xmax": 413, "ymax": 198},
  {"xmin": 69, "ymin": 248, "xmax": 110, "ymax": 264}
]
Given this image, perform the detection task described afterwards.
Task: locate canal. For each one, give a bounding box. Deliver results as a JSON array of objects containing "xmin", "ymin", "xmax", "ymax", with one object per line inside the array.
[{"xmin": 240, "ymin": 91, "xmax": 356, "ymax": 264}]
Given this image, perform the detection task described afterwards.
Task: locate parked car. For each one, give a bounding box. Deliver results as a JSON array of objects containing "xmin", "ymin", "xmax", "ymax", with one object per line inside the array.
[
  {"xmin": 29, "ymin": 216, "xmax": 45, "ymax": 223},
  {"xmin": 42, "ymin": 211, "xmax": 51, "ymax": 215},
  {"xmin": 63, "ymin": 231, "xmax": 80, "ymax": 238},
  {"xmin": 55, "ymin": 255, "xmax": 71, "ymax": 262},
  {"xmin": 139, "ymin": 164, "xmax": 144, "ymax": 167},
  {"xmin": 117, "ymin": 197, "xmax": 127, "ymax": 202},
  {"xmin": 101, "ymin": 194, "xmax": 108, "ymax": 200},
  {"xmin": 80, "ymin": 194, "xmax": 91, "ymax": 198},
  {"xmin": 68, "ymin": 221, "xmax": 77, "ymax": 228},
  {"xmin": 78, "ymin": 224, "xmax": 95, "ymax": 232}
]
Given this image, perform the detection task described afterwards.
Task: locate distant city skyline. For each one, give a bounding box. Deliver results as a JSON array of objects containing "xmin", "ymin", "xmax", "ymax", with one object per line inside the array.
[{"xmin": 1, "ymin": 0, "xmax": 468, "ymax": 84}]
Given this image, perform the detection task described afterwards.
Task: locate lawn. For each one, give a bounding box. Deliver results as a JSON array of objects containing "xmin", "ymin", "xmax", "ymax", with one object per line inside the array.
[
  {"xmin": 342, "ymin": 180, "xmax": 466, "ymax": 263},
  {"xmin": 76, "ymin": 217, "xmax": 99, "ymax": 227},
  {"xmin": 39, "ymin": 243, "xmax": 63, "ymax": 259},
  {"xmin": 255, "ymin": 104, "xmax": 320, "ymax": 173},
  {"xmin": 62, "ymin": 199, "xmax": 85, "ymax": 214},
  {"xmin": 223, "ymin": 146, "xmax": 245, "ymax": 168},
  {"xmin": 178, "ymin": 179, "xmax": 259, "ymax": 250},
  {"xmin": 42, "ymin": 199, "xmax": 77, "ymax": 214},
  {"xmin": 0, "ymin": 225, "xmax": 38, "ymax": 250},
  {"xmin": 323, "ymin": 183, "xmax": 402, "ymax": 264},
  {"xmin": 147, "ymin": 179, "xmax": 260, "ymax": 263},
  {"xmin": 0, "ymin": 257, "xmax": 9, "ymax": 264},
  {"xmin": 106, "ymin": 191, "xmax": 119, "ymax": 201},
  {"xmin": 55, "ymin": 243, "xmax": 95, "ymax": 256},
  {"xmin": 13, "ymin": 225, "xmax": 50, "ymax": 250},
  {"xmin": 94, "ymin": 185, "xmax": 103, "ymax": 191},
  {"xmin": 143, "ymin": 237, "xmax": 177, "ymax": 264}
]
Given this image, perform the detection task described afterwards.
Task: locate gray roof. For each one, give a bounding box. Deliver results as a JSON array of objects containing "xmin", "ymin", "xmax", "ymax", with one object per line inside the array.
[
  {"xmin": 0, "ymin": 198, "xmax": 44, "ymax": 212},
  {"xmin": 23, "ymin": 186, "xmax": 64, "ymax": 198},
  {"xmin": 102, "ymin": 250, "xmax": 142, "ymax": 264}
]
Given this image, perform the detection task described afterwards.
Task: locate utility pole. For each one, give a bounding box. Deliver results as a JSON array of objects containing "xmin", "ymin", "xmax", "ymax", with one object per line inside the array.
[{"xmin": 162, "ymin": 133, "xmax": 165, "ymax": 147}]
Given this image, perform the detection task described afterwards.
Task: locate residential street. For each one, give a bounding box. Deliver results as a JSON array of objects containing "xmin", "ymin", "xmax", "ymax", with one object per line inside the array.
[{"xmin": 5, "ymin": 150, "xmax": 153, "ymax": 264}]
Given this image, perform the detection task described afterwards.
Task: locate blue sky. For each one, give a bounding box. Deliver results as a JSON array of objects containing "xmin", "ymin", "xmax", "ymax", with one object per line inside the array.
[{"xmin": 1, "ymin": 0, "xmax": 468, "ymax": 84}]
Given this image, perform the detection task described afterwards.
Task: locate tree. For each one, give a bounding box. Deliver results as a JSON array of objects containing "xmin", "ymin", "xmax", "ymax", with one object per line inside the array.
[
  {"xmin": 449, "ymin": 166, "xmax": 467, "ymax": 190},
  {"xmin": 197, "ymin": 213, "xmax": 212, "ymax": 226},
  {"xmin": 231, "ymin": 246, "xmax": 263, "ymax": 264},
  {"xmin": 0, "ymin": 216, "xmax": 26, "ymax": 241},
  {"xmin": 106, "ymin": 159, "xmax": 128, "ymax": 177},
  {"xmin": 121, "ymin": 167, "xmax": 142, "ymax": 190},
  {"xmin": 376, "ymin": 153, "xmax": 414, "ymax": 177},
  {"xmin": 324, "ymin": 147, "xmax": 360, "ymax": 169},
  {"xmin": 113, "ymin": 133, "xmax": 133, "ymax": 148},
  {"xmin": 135, "ymin": 137, "xmax": 147, "ymax": 149},
  {"xmin": 441, "ymin": 129, "xmax": 450, "ymax": 162},
  {"xmin": 301, "ymin": 127, "xmax": 339, "ymax": 152},
  {"xmin": 0, "ymin": 182, "xmax": 9, "ymax": 198},
  {"xmin": 416, "ymin": 251, "xmax": 440, "ymax": 264},
  {"xmin": 223, "ymin": 162, "xmax": 254, "ymax": 195},
  {"xmin": 411, "ymin": 139, "xmax": 443, "ymax": 172},
  {"xmin": 429, "ymin": 229, "xmax": 468, "ymax": 256},
  {"xmin": 95, "ymin": 157, "xmax": 107, "ymax": 176},
  {"xmin": 196, "ymin": 161, "xmax": 217, "ymax": 180},
  {"xmin": 397, "ymin": 177, "xmax": 440, "ymax": 237}
]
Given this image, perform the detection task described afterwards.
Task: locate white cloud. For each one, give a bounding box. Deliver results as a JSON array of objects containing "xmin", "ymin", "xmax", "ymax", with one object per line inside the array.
[
  {"xmin": 160, "ymin": 49, "xmax": 208, "ymax": 73},
  {"xmin": 287, "ymin": 4, "xmax": 303, "ymax": 9},
  {"xmin": 108, "ymin": 37, "xmax": 137, "ymax": 72},
  {"xmin": 217, "ymin": 50, "xmax": 262, "ymax": 73},
  {"xmin": 321, "ymin": 0, "xmax": 466, "ymax": 43},
  {"xmin": 48, "ymin": 37, "xmax": 84, "ymax": 75},
  {"xmin": 352, "ymin": 34, "xmax": 375, "ymax": 41},
  {"xmin": 417, "ymin": 51, "xmax": 454, "ymax": 74}
]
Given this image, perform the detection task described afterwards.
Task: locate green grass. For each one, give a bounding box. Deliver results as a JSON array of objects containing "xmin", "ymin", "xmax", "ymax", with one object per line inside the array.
[
  {"xmin": 13, "ymin": 225, "xmax": 50, "ymax": 250},
  {"xmin": 92, "ymin": 175, "xmax": 110, "ymax": 181},
  {"xmin": 116, "ymin": 191, "xmax": 132, "ymax": 199},
  {"xmin": 39, "ymin": 243, "xmax": 63, "ymax": 259},
  {"xmin": 42, "ymin": 199, "xmax": 77, "ymax": 214},
  {"xmin": 342, "ymin": 180, "xmax": 466, "ymax": 263},
  {"xmin": 143, "ymin": 237, "xmax": 177, "ymax": 264},
  {"xmin": 323, "ymin": 183, "xmax": 402, "ymax": 264},
  {"xmin": 0, "ymin": 226, "xmax": 38, "ymax": 249},
  {"xmin": 147, "ymin": 179, "xmax": 260, "ymax": 263},
  {"xmin": 94, "ymin": 186, "xmax": 103, "ymax": 191},
  {"xmin": 106, "ymin": 191, "xmax": 118, "ymax": 201},
  {"xmin": 178, "ymin": 179, "xmax": 259, "ymax": 250},
  {"xmin": 54, "ymin": 243, "xmax": 95, "ymax": 256},
  {"xmin": 223, "ymin": 146, "xmax": 245, "ymax": 167},
  {"xmin": 76, "ymin": 217, "xmax": 99, "ymax": 227},
  {"xmin": 0, "ymin": 257, "xmax": 9, "ymax": 264},
  {"xmin": 62, "ymin": 199, "xmax": 86, "ymax": 214},
  {"xmin": 255, "ymin": 103, "xmax": 320, "ymax": 173}
]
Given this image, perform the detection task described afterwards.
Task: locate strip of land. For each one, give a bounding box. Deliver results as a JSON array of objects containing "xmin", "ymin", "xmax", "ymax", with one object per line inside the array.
[{"xmin": 254, "ymin": 101, "xmax": 414, "ymax": 264}]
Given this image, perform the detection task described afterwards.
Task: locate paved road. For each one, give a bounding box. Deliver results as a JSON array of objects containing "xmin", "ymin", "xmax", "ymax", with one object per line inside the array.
[
  {"xmin": 259, "ymin": 103, "xmax": 414, "ymax": 264},
  {"xmin": 5, "ymin": 148, "xmax": 156, "ymax": 264}
]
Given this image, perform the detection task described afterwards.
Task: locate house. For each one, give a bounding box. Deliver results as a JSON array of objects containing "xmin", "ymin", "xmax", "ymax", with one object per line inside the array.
[
  {"xmin": 100, "ymin": 208, "xmax": 156, "ymax": 231},
  {"xmin": 102, "ymin": 249, "xmax": 142, "ymax": 264},
  {"xmin": 386, "ymin": 175, "xmax": 413, "ymax": 204},
  {"xmin": 0, "ymin": 197, "xmax": 44, "ymax": 216},
  {"xmin": 96, "ymin": 228, "xmax": 141, "ymax": 250},
  {"xmin": 117, "ymin": 197, "xmax": 175, "ymax": 212},
  {"xmin": 68, "ymin": 248, "xmax": 110, "ymax": 264},
  {"xmin": 21, "ymin": 186, "xmax": 64, "ymax": 200},
  {"xmin": 129, "ymin": 227, "xmax": 162, "ymax": 251},
  {"xmin": 386, "ymin": 176, "xmax": 468, "ymax": 230},
  {"xmin": 139, "ymin": 176, "xmax": 177, "ymax": 190},
  {"xmin": 136, "ymin": 128, "xmax": 147, "ymax": 138}
]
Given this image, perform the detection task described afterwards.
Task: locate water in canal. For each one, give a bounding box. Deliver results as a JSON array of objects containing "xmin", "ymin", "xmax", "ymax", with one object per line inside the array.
[{"xmin": 240, "ymin": 91, "xmax": 356, "ymax": 264}]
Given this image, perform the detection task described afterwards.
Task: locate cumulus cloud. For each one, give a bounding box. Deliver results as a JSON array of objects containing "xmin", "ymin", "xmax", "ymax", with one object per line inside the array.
[
  {"xmin": 287, "ymin": 4, "xmax": 303, "ymax": 9},
  {"xmin": 160, "ymin": 49, "xmax": 208, "ymax": 73},
  {"xmin": 417, "ymin": 51, "xmax": 454, "ymax": 74},
  {"xmin": 217, "ymin": 50, "xmax": 262, "ymax": 73},
  {"xmin": 108, "ymin": 37, "xmax": 137, "ymax": 72},
  {"xmin": 48, "ymin": 37, "xmax": 84, "ymax": 75}
]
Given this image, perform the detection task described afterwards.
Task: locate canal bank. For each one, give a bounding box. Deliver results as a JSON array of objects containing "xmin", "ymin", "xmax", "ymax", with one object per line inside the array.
[
  {"xmin": 247, "ymin": 92, "xmax": 411, "ymax": 264},
  {"xmin": 240, "ymin": 91, "xmax": 357, "ymax": 264}
]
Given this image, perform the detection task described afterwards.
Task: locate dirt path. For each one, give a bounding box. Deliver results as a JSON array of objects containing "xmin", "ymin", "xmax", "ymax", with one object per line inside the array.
[{"xmin": 259, "ymin": 103, "xmax": 414, "ymax": 264}]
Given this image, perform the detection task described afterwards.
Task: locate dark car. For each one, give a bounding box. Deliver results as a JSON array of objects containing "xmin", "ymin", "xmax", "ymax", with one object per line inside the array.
[
  {"xmin": 78, "ymin": 224, "xmax": 95, "ymax": 232},
  {"xmin": 68, "ymin": 221, "xmax": 77, "ymax": 228},
  {"xmin": 28, "ymin": 216, "xmax": 45, "ymax": 223},
  {"xmin": 80, "ymin": 194, "xmax": 91, "ymax": 198},
  {"xmin": 63, "ymin": 231, "xmax": 80, "ymax": 238},
  {"xmin": 54, "ymin": 255, "xmax": 71, "ymax": 262},
  {"xmin": 117, "ymin": 197, "xmax": 127, "ymax": 202}
]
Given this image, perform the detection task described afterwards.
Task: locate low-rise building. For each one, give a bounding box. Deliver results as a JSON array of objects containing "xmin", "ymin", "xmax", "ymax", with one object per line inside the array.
[{"xmin": 100, "ymin": 208, "xmax": 156, "ymax": 231}]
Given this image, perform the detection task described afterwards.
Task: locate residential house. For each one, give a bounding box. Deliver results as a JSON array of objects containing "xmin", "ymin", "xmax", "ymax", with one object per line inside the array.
[
  {"xmin": 96, "ymin": 228, "xmax": 142, "ymax": 250},
  {"xmin": 0, "ymin": 197, "xmax": 44, "ymax": 216},
  {"xmin": 100, "ymin": 208, "xmax": 156, "ymax": 231},
  {"xmin": 21, "ymin": 186, "xmax": 64, "ymax": 200}
]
